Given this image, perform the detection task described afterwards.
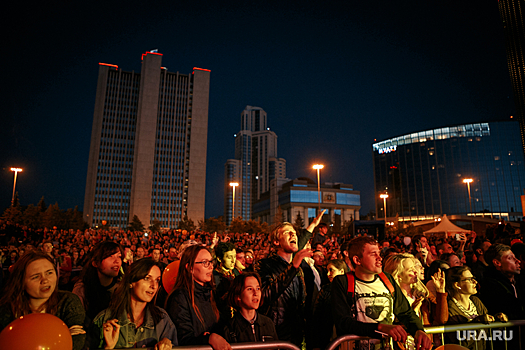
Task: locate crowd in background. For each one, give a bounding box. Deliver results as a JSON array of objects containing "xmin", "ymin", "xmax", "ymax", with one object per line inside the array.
[{"xmin": 0, "ymin": 217, "xmax": 524, "ymax": 350}]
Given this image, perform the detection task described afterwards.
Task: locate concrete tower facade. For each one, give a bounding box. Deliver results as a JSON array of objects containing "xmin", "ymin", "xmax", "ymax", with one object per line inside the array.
[{"xmin": 84, "ymin": 51, "xmax": 210, "ymax": 228}]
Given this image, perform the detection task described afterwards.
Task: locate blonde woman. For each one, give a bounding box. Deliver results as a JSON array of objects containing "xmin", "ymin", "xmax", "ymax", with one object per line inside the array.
[{"xmin": 383, "ymin": 253, "xmax": 447, "ymax": 327}]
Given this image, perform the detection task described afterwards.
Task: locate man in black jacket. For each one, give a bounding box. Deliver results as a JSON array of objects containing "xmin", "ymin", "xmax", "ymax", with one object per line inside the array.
[
  {"xmin": 255, "ymin": 210, "xmax": 325, "ymax": 348},
  {"xmin": 331, "ymin": 236, "xmax": 431, "ymax": 350},
  {"xmin": 480, "ymin": 243, "xmax": 524, "ymax": 319}
]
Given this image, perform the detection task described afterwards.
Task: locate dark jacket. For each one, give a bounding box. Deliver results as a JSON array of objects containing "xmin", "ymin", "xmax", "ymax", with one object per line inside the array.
[
  {"xmin": 311, "ymin": 282, "xmax": 335, "ymax": 349},
  {"xmin": 222, "ymin": 311, "xmax": 278, "ymax": 343},
  {"xmin": 446, "ymin": 296, "xmax": 488, "ymax": 350},
  {"xmin": 166, "ymin": 282, "xmax": 220, "ymax": 346},
  {"xmin": 255, "ymin": 228, "xmax": 312, "ymax": 347},
  {"xmin": 478, "ymin": 267, "xmax": 525, "ymax": 320},
  {"xmin": 331, "ymin": 272, "xmax": 424, "ymax": 339}
]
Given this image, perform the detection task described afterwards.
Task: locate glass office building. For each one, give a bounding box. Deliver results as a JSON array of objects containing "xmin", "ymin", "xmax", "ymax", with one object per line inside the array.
[{"xmin": 372, "ymin": 121, "xmax": 525, "ymax": 221}]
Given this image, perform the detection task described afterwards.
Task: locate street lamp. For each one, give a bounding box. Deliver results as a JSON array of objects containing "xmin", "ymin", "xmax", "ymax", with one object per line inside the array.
[
  {"xmin": 463, "ymin": 178, "xmax": 474, "ymax": 231},
  {"xmin": 380, "ymin": 193, "xmax": 389, "ymax": 224},
  {"xmin": 313, "ymin": 164, "xmax": 324, "ymax": 212},
  {"xmin": 10, "ymin": 168, "xmax": 23, "ymax": 205},
  {"xmin": 229, "ymin": 182, "xmax": 239, "ymax": 223}
]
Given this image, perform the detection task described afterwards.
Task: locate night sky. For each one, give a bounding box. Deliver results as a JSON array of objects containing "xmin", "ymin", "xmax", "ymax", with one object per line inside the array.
[{"xmin": 1, "ymin": 1, "xmax": 515, "ymax": 221}]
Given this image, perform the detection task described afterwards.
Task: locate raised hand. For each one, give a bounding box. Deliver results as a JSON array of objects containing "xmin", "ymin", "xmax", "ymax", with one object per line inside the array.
[
  {"xmin": 102, "ymin": 319, "xmax": 120, "ymax": 349},
  {"xmin": 431, "ymin": 268, "xmax": 446, "ymax": 294},
  {"xmin": 292, "ymin": 245, "xmax": 313, "ymax": 268}
]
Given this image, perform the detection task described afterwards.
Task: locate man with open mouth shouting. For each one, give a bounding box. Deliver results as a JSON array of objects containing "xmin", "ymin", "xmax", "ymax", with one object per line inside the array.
[{"xmin": 255, "ymin": 209, "xmax": 326, "ymax": 348}]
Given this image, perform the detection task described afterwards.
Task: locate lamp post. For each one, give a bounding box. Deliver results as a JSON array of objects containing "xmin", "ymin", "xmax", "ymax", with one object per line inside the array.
[
  {"xmin": 380, "ymin": 193, "xmax": 389, "ymax": 225},
  {"xmin": 229, "ymin": 182, "xmax": 239, "ymax": 223},
  {"xmin": 463, "ymin": 178, "xmax": 474, "ymax": 231},
  {"xmin": 10, "ymin": 168, "xmax": 23, "ymax": 205},
  {"xmin": 313, "ymin": 164, "xmax": 324, "ymax": 213}
]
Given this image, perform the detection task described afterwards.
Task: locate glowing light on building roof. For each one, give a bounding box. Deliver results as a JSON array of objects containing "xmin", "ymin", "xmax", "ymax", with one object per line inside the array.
[{"xmin": 99, "ymin": 63, "xmax": 118, "ymax": 69}]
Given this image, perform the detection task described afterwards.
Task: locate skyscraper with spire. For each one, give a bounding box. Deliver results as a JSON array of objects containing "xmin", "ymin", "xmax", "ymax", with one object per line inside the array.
[{"xmin": 224, "ymin": 106, "xmax": 286, "ymax": 224}]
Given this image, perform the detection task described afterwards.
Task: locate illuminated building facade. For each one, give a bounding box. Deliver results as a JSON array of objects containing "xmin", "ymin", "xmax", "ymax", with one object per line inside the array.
[
  {"xmin": 372, "ymin": 121, "xmax": 525, "ymax": 222},
  {"xmin": 498, "ymin": 0, "xmax": 525, "ymax": 156},
  {"xmin": 252, "ymin": 178, "xmax": 361, "ymax": 226},
  {"xmin": 84, "ymin": 51, "xmax": 210, "ymax": 228},
  {"xmin": 224, "ymin": 106, "xmax": 286, "ymax": 224}
]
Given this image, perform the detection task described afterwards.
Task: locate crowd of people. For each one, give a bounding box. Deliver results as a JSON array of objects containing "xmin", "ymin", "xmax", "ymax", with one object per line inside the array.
[{"xmin": 0, "ymin": 215, "xmax": 524, "ymax": 350}]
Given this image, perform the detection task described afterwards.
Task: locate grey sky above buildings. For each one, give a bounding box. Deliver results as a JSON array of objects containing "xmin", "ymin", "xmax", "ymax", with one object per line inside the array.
[{"xmin": 1, "ymin": 1, "xmax": 515, "ymax": 221}]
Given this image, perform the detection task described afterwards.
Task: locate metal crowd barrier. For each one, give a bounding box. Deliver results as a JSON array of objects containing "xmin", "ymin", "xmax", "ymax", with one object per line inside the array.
[
  {"xmin": 325, "ymin": 320, "xmax": 525, "ymax": 350},
  {"xmin": 114, "ymin": 340, "xmax": 302, "ymax": 350},
  {"xmin": 425, "ymin": 319, "xmax": 525, "ymax": 350}
]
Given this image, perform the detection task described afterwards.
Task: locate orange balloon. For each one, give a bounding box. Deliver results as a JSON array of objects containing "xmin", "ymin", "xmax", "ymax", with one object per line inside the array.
[
  {"xmin": 162, "ymin": 260, "xmax": 180, "ymax": 294},
  {"xmin": 102, "ymin": 220, "xmax": 107, "ymax": 226},
  {"xmin": 0, "ymin": 313, "xmax": 72, "ymax": 350}
]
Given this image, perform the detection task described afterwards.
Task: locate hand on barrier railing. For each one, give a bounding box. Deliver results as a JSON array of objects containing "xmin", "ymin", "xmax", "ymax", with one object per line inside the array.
[
  {"xmin": 377, "ymin": 323, "xmax": 408, "ymax": 343},
  {"xmin": 154, "ymin": 338, "xmax": 172, "ymax": 350},
  {"xmin": 495, "ymin": 312, "xmax": 508, "ymax": 322},
  {"xmin": 473, "ymin": 314, "xmax": 495, "ymax": 324},
  {"xmin": 413, "ymin": 330, "xmax": 432, "ymax": 350},
  {"xmin": 209, "ymin": 333, "xmax": 232, "ymax": 350}
]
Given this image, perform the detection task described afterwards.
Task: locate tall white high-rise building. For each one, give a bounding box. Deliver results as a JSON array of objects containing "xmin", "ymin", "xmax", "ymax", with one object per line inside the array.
[
  {"xmin": 84, "ymin": 51, "xmax": 210, "ymax": 228},
  {"xmin": 224, "ymin": 106, "xmax": 286, "ymax": 224}
]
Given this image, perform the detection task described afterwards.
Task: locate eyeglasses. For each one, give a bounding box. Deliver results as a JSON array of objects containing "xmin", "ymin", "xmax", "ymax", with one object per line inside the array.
[
  {"xmin": 461, "ymin": 277, "xmax": 477, "ymax": 283},
  {"xmin": 195, "ymin": 259, "xmax": 215, "ymax": 268}
]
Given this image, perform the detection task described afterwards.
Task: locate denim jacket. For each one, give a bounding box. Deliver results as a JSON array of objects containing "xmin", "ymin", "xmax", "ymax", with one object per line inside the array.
[{"xmin": 91, "ymin": 306, "xmax": 177, "ymax": 349}]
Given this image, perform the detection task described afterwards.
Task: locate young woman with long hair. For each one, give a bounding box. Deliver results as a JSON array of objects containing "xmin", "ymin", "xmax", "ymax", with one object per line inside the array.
[
  {"xmin": 383, "ymin": 253, "xmax": 448, "ymax": 326},
  {"xmin": 73, "ymin": 241, "xmax": 124, "ymax": 322},
  {"xmin": 91, "ymin": 258, "xmax": 177, "ymax": 349},
  {"xmin": 0, "ymin": 251, "xmax": 86, "ymax": 350},
  {"xmin": 166, "ymin": 245, "xmax": 231, "ymax": 350}
]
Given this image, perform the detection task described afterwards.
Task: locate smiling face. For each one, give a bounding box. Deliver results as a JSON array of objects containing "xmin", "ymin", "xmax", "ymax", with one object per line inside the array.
[
  {"xmin": 398, "ymin": 258, "xmax": 418, "ymax": 286},
  {"xmin": 192, "ymin": 249, "xmax": 214, "ymax": 285},
  {"xmin": 96, "ymin": 251, "xmax": 122, "ymax": 278},
  {"xmin": 24, "ymin": 259, "xmax": 57, "ymax": 302},
  {"xmin": 238, "ymin": 276, "xmax": 261, "ymax": 311},
  {"xmin": 221, "ymin": 249, "xmax": 237, "ymax": 270},
  {"xmin": 131, "ymin": 265, "xmax": 161, "ymax": 303},
  {"xmin": 275, "ymin": 224, "xmax": 298, "ymax": 253}
]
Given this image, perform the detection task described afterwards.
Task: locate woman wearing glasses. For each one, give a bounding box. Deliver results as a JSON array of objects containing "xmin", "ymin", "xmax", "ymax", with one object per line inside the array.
[
  {"xmin": 166, "ymin": 245, "xmax": 232, "ymax": 350},
  {"xmin": 445, "ymin": 266, "xmax": 507, "ymax": 350}
]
